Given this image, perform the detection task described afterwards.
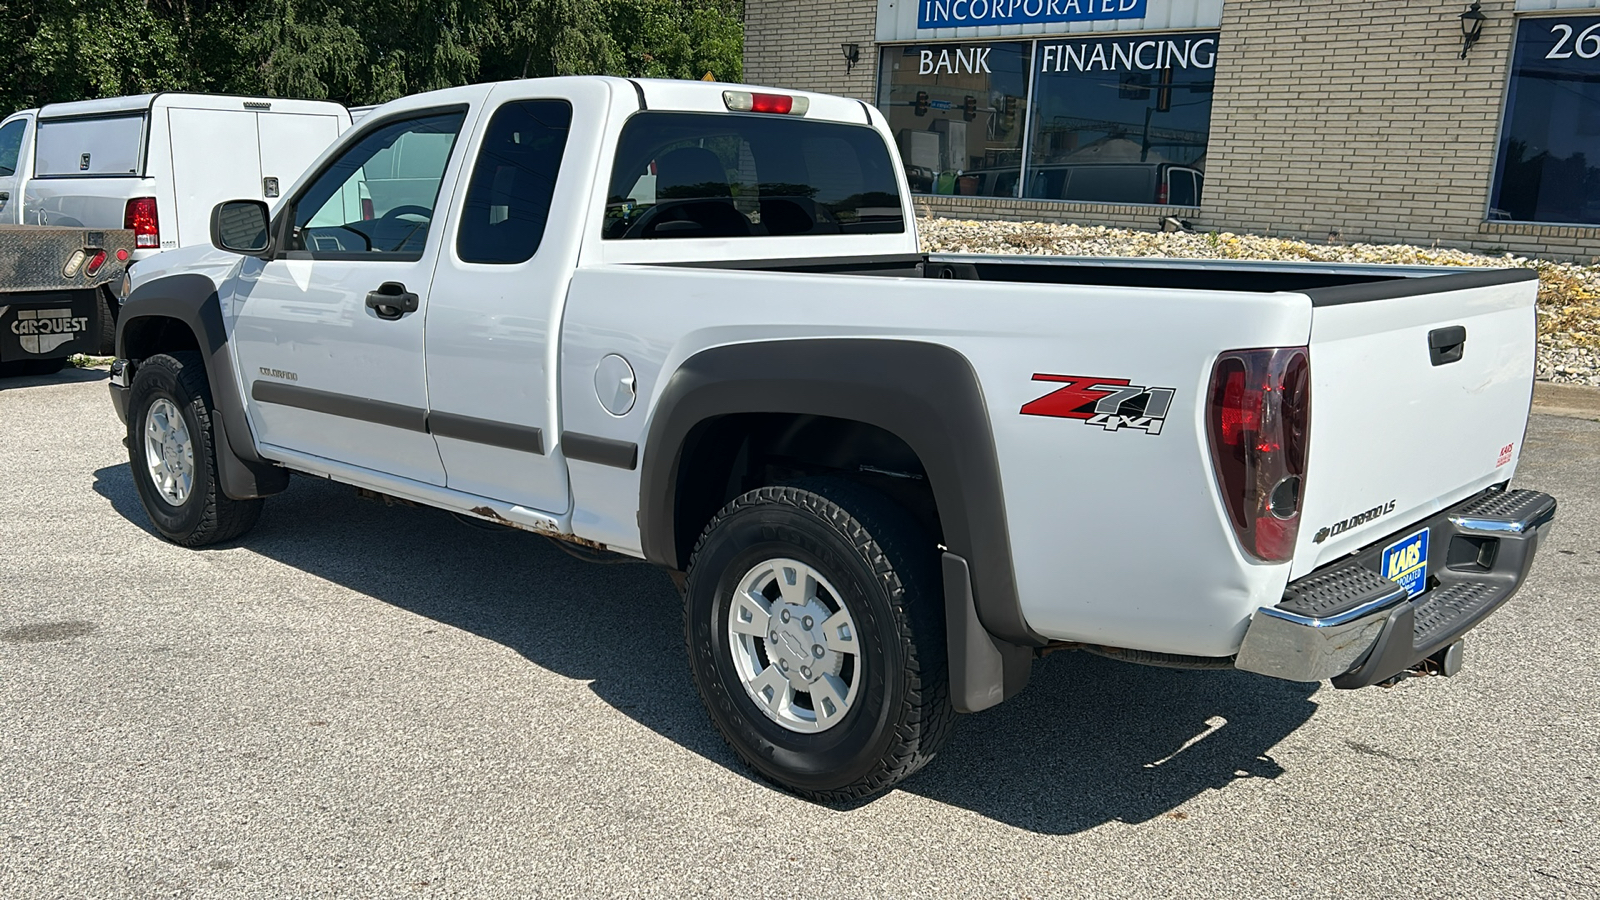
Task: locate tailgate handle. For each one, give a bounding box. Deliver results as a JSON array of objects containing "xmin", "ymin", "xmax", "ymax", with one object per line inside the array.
[{"xmin": 1429, "ymin": 326, "xmax": 1467, "ymax": 366}]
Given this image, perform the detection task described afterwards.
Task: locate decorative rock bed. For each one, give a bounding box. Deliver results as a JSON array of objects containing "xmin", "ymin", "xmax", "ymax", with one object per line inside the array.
[{"xmin": 918, "ymin": 217, "xmax": 1600, "ymax": 387}]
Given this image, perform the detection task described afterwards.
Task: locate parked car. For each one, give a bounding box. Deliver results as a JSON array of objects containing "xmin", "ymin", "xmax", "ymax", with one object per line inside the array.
[
  {"xmin": 107, "ymin": 76, "xmax": 1555, "ymax": 802},
  {"xmin": 1028, "ymin": 162, "xmax": 1204, "ymax": 205},
  {"xmin": 0, "ymin": 94, "xmax": 350, "ymax": 351}
]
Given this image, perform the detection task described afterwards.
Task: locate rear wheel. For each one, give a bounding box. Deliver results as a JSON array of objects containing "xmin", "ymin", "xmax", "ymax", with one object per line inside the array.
[
  {"xmin": 95, "ymin": 287, "xmax": 117, "ymax": 356},
  {"xmin": 684, "ymin": 479, "xmax": 953, "ymax": 802},
  {"xmin": 126, "ymin": 352, "xmax": 262, "ymax": 546}
]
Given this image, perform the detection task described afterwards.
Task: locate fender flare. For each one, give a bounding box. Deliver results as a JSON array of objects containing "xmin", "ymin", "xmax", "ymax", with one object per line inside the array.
[
  {"xmin": 117, "ymin": 273, "xmax": 288, "ymax": 500},
  {"xmin": 639, "ymin": 338, "xmax": 1044, "ymax": 648}
]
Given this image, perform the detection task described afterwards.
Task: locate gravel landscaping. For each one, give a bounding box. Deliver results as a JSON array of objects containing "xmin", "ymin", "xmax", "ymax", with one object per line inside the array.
[{"xmin": 918, "ymin": 217, "xmax": 1600, "ymax": 386}]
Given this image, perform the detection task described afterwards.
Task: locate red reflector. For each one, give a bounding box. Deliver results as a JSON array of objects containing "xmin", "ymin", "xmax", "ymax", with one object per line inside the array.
[
  {"xmin": 115, "ymin": 248, "xmax": 130, "ymax": 262},
  {"xmin": 84, "ymin": 250, "xmax": 108, "ymax": 276},
  {"xmin": 749, "ymin": 93, "xmax": 794, "ymax": 114},
  {"xmin": 124, "ymin": 197, "xmax": 159, "ymax": 249}
]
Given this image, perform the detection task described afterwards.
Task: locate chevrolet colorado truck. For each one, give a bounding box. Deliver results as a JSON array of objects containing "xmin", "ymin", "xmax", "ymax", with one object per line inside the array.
[{"xmin": 106, "ymin": 76, "xmax": 1557, "ymax": 801}]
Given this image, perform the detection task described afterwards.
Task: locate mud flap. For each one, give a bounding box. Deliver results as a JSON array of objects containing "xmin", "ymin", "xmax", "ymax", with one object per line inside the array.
[
  {"xmin": 944, "ymin": 552, "xmax": 1033, "ymax": 713},
  {"xmin": 0, "ymin": 290, "xmax": 102, "ymax": 362}
]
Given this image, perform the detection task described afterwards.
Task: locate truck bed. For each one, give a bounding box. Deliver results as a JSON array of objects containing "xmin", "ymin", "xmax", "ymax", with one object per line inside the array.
[{"xmin": 675, "ymin": 252, "xmax": 1537, "ymax": 300}]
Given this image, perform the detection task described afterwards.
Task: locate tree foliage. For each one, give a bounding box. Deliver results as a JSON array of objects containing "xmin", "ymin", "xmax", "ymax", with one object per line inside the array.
[{"xmin": 1, "ymin": 0, "xmax": 743, "ymax": 111}]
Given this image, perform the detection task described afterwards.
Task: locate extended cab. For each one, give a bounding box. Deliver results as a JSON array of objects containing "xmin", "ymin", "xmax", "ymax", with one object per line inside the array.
[{"xmin": 106, "ymin": 77, "xmax": 1556, "ymax": 801}]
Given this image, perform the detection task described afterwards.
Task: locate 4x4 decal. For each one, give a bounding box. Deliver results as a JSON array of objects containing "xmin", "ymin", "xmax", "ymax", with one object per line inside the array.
[{"xmin": 1020, "ymin": 374, "xmax": 1175, "ymax": 435}]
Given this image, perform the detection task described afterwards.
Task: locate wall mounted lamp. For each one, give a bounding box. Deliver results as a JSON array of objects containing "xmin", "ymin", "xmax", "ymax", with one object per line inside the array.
[
  {"xmin": 841, "ymin": 43, "xmax": 860, "ymax": 74},
  {"xmin": 1459, "ymin": 1, "xmax": 1487, "ymax": 59}
]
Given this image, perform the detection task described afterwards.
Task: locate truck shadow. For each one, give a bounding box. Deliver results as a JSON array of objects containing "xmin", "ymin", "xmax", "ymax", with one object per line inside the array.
[
  {"xmin": 92, "ymin": 464, "xmax": 1318, "ymax": 835},
  {"xmin": 0, "ymin": 365, "xmax": 107, "ymax": 390}
]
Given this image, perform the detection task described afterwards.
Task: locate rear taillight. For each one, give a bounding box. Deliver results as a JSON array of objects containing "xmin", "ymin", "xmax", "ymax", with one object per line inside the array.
[
  {"xmin": 84, "ymin": 250, "xmax": 107, "ymax": 276},
  {"xmin": 1205, "ymin": 347, "xmax": 1311, "ymax": 562},
  {"xmin": 124, "ymin": 197, "xmax": 159, "ymax": 249},
  {"xmin": 1157, "ymin": 182, "xmax": 1169, "ymax": 205}
]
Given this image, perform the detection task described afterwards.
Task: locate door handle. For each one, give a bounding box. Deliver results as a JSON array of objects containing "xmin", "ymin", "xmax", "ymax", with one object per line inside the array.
[
  {"xmin": 1429, "ymin": 325, "xmax": 1466, "ymax": 366},
  {"xmin": 365, "ymin": 282, "xmax": 419, "ymax": 320}
]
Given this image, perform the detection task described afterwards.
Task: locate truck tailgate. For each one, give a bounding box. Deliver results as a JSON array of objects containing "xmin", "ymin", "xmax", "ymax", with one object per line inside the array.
[{"xmin": 1290, "ymin": 269, "xmax": 1539, "ymax": 579}]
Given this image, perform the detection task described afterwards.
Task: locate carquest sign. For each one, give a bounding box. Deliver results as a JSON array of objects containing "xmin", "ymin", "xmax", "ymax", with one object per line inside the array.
[{"xmin": 918, "ymin": 0, "xmax": 1145, "ymax": 29}]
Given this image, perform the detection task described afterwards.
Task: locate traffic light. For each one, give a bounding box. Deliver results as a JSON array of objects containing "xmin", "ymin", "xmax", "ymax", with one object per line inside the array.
[
  {"xmin": 1156, "ymin": 66, "xmax": 1173, "ymax": 113},
  {"xmin": 1002, "ymin": 95, "xmax": 1018, "ymax": 133},
  {"xmin": 914, "ymin": 91, "xmax": 930, "ymax": 116},
  {"xmin": 963, "ymin": 95, "xmax": 977, "ymax": 121}
]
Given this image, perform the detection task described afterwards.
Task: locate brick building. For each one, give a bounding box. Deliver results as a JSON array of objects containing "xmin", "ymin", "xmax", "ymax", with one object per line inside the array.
[{"xmin": 744, "ymin": 0, "xmax": 1600, "ymax": 260}]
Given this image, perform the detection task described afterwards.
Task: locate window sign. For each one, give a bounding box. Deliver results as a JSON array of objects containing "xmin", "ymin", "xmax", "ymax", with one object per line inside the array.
[
  {"xmin": 918, "ymin": 0, "xmax": 1146, "ymax": 31},
  {"xmin": 1025, "ymin": 32, "xmax": 1217, "ymax": 205},
  {"xmin": 1491, "ymin": 16, "xmax": 1600, "ymax": 225},
  {"xmin": 876, "ymin": 42, "xmax": 1033, "ymax": 198}
]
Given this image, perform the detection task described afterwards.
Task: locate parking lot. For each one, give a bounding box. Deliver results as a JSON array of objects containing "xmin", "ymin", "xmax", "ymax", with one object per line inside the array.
[{"xmin": 1, "ymin": 368, "xmax": 1596, "ymax": 898}]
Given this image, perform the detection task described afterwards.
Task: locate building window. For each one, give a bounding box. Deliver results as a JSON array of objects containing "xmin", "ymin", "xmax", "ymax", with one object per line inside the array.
[
  {"xmin": 1026, "ymin": 32, "xmax": 1217, "ymax": 206},
  {"xmin": 1492, "ymin": 16, "xmax": 1600, "ymax": 225},
  {"xmin": 875, "ymin": 42, "xmax": 1032, "ymax": 197}
]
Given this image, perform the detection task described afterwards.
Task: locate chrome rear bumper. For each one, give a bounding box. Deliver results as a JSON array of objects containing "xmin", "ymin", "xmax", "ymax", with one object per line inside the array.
[{"xmin": 1236, "ymin": 488, "xmax": 1556, "ymax": 687}]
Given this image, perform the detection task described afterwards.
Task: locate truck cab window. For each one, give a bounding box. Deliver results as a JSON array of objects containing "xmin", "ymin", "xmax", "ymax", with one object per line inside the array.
[
  {"xmin": 0, "ymin": 119, "xmax": 25, "ymax": 177},
  {"xmin": 291, "ymin": 110, "xmax": 465, "ymax": 257},
  {"xmin": 604, "ymin": 112, "xmax": 905, "ymax": 239},
  {"xmin": 456, "ymin": 100, "xmax": 572, "ymax": 264}
]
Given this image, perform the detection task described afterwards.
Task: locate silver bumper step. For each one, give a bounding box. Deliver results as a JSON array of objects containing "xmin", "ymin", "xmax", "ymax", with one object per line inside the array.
[{"xmin": 1236, "ymin": 488, "xmax": 1556, "ymax": 686}]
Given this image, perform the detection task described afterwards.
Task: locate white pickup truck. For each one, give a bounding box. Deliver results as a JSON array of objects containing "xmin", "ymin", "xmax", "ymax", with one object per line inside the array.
[{"xmin": 107, "ymin": 76, "xmax": 1557, "ymax": 801}]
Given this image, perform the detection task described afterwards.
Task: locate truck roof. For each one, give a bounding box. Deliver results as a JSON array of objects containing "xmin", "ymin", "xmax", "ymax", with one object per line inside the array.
[
  {"xmin": 38, "ymin": 93, "xmax": 348, "ymax": 121},
  {"xmin": 352, "ymin": 77, "xmax": 879, "ymax": 131}
]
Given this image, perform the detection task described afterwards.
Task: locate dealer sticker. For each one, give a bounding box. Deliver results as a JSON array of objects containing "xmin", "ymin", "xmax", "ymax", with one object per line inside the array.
[{"xmin": 1381, "ymin": 528, "xmax": 1430, "ymax": 598}]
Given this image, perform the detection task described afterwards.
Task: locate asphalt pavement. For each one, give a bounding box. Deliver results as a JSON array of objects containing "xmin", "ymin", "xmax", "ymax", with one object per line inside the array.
[{"xmin": 1, "ymin": 368, "xmax": 1596, "ymax": 898}]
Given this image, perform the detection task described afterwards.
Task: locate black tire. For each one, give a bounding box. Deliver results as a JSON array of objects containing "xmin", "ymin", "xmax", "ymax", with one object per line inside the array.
[
  {"xmin": 126, "ymin": 352, "xmax": 263, "ymax": 546},
  {"xmin": 95, "ymin": 287, "xmax": 117, "ymax": 356},
  {"xmin": 684, "ymin": 479, "xmax": 953, "ymax": 802}
]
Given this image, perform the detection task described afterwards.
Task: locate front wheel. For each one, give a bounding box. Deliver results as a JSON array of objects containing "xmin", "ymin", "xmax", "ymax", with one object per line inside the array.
[
  {"xmin": 126, "ymin": 352, "xmax": 263, "ymax": 546},
  {"xmin": 684, "ymin": 480, "xmax": 953, "ymax": 802}
]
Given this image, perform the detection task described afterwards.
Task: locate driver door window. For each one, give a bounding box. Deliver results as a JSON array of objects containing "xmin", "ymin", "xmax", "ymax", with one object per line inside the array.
[{"xmin": 290, "ymin": 110, "xmax": 465, "ymax": 258}]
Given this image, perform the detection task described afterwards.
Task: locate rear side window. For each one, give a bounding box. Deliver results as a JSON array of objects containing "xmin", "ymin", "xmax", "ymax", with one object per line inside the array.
[
  {"xmin": 457, "ymin": 100, "xmax": 572, "ymax": 264},
  {"xmin": 1168, "ymin": 169, "xmax": 1199, "ymax": 207},
  {"xmin": 604, "ymin": 112, "xmax": 904, "ymax": 240},
  {"xmin": 0, "ymin": 119, "xmax": 25, "ymax": 176},
  {"xmin": 35, "ymin": 115, "xmax": 145, "ymax": 176}
]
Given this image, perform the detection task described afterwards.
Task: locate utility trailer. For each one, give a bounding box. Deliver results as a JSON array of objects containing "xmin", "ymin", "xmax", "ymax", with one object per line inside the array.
[{"xmin": 0, "ymin": 225, "xmax": 134, "ymax": 376}]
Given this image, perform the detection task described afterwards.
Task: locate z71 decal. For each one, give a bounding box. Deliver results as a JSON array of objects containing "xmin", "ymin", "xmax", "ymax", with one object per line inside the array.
[{"xmin": 1020, "ymin": 374, "xmax": 1175, "ymax": 435}]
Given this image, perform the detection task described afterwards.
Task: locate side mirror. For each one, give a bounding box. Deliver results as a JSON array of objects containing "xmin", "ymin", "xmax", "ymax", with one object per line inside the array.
[{"xmin": 210, "ymin": 200, "xmax": 272, "ymax": 257}]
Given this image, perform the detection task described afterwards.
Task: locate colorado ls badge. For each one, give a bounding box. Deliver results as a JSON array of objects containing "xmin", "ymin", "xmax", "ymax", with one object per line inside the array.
[{"xmin": 1381, "ymin": 528, "xmax": 1430, "ymax": 598}]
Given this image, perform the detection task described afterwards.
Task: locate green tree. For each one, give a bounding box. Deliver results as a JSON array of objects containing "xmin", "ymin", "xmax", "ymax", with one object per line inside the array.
[{"xmin": 2, "ymin": 0, "xmax": 741, "ymax": 112}]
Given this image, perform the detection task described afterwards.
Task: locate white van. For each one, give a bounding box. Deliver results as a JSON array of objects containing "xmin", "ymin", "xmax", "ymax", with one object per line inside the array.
[{"xmin": 0, "ymin": 94, "xmax": 350, "ymax": 259}]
